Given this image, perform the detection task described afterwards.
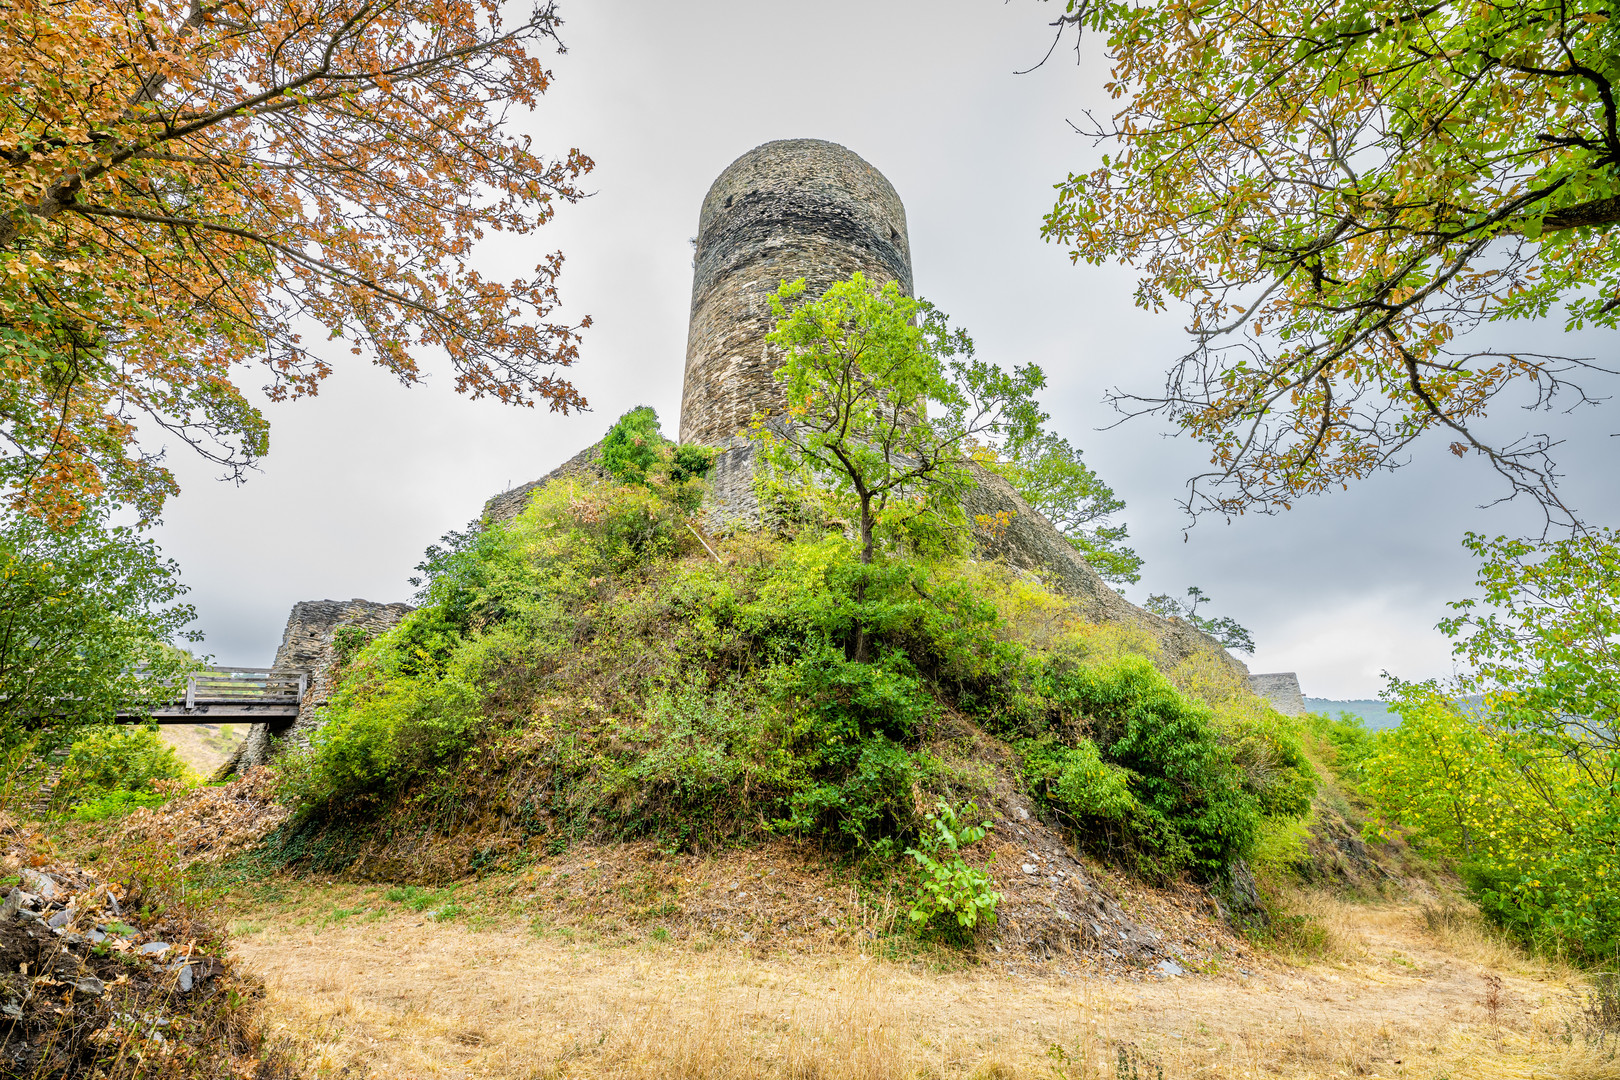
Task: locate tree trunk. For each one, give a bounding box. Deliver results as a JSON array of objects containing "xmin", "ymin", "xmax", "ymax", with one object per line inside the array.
[
  {"xmin": 858, "ymin": 494, "xmax": 875, "ymax": 565},
  {"xmin": 854, "ymin": 494, "xmax": 874, "ymax": 663}
]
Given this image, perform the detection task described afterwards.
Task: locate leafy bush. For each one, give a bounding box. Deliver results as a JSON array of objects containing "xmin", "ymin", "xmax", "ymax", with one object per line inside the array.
[
  {"xmin": 601, "ymin": 405, "xmax": 713, "ymax": 508},
  {"xmin": 601, "ymin": 406, "xmax": 665, "ymax": 485},
  {"xmin": 1020, "ymin": 656, "xmax": 1262, "ymax": 880},
  {"xmin": 907, "ymin": 800, "xmax": 1001, "ymax": 934},
  {"xmin": 781, "ymin": 736, "xmax": 934, "ymax": 855},
  {"xmin": 70, "ymin": 788, "xmax": 172, "ymax": 821},
  {"xmin": 57, "ymin": 725, "xmax": 192, "ymax": 808},
  {"xmin": 1303, "ymin": 710, "xmax": 1376, "ymax": 773}
]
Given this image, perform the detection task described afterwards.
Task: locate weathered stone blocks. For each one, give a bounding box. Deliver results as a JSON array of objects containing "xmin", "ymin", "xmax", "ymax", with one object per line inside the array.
[
  {"xmin": 215, "ymin": 598, "xmax": 413, "ymax": 777},
  {"xmin": 680, "ymin": 139, "xmax": 913, "ymax": 446}
]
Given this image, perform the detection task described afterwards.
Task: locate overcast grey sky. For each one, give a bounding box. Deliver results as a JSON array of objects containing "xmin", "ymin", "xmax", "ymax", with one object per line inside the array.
[{"xmin": 149, "ymin": 0, "xmax": 1619, "ymax": 699}]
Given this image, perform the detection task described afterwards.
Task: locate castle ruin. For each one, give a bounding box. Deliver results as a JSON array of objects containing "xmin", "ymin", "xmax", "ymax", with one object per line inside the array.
[
  {"xmin": 681, "ymin": 139, "xmax": 914, "ymax": 445},
  {"xmin": 228, "ymin": 137, "xmax": 1274, "ymax": 775}
]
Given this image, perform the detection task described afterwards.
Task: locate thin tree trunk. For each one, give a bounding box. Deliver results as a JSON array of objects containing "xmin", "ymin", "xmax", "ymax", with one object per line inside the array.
[{"xmin": 854, "ymin": 493, "xmax": 874, "ymax": 663}]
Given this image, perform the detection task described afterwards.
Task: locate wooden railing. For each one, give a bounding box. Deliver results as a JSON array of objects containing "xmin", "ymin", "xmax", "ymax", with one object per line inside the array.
[{"xmin": 121, "ymin": 666, "xmax": 309, "ymax": 724}]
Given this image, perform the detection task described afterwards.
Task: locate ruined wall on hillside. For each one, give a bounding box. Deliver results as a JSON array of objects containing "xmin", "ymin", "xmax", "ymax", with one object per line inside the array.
[
  {"xmin": 215, "ymin": 598, "xmax": 413, "ymax": 779},
  {"xmin": 1249, "ymin": 672, "xmax": 1305, "ymax": 716}
]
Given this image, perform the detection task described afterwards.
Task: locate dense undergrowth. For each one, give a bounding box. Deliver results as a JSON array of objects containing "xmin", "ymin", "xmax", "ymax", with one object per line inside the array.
[
  {"xmin": 1317, "ymin": 686, "xmax": 1620, "ymax": 965},
  {"xmin": 265, "ymin": 411, "xmax": 1315, "ymax": 936}
]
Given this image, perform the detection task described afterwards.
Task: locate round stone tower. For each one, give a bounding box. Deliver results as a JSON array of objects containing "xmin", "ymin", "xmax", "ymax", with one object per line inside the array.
[{"xmin": 679, "ymin": 139, "xmax": 914, "ymax": 445}]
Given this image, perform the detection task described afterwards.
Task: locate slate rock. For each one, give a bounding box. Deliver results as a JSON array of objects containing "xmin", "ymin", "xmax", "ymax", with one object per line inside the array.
[
  {"xmin": 19, "ymin": 870, "xmax": 56, "ymax": 902},
  {"xmin": 1156, "ymin": 959, "xmax": 1185, "ymax": 977},
  {"xmin": 46, "ymin": 908, "xmax": 74, "ymax": 929},
  {"xmin": 74, "ymin": 977, "xmax": 104, "ymax": 997},
  {"xmin": 138, "ymin": 941, "xmax": 170, "ymax": 956}
]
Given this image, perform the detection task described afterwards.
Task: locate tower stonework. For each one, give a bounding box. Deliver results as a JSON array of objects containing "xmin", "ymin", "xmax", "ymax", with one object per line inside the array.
[{"xmin": 679, "ymin": 139, "xmax": 913, "ymax": 445}]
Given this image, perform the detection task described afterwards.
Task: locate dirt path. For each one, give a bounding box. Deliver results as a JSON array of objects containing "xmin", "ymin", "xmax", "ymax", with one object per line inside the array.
[{"xmin": 228, "ymin": 882, "xmax": 1609, "ymax": 1079}]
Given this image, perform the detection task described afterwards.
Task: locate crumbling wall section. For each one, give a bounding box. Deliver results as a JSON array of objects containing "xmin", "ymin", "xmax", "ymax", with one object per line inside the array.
[
  {"xmin": 482, "ymin": 442, "xmax": 608, "ymax": 525},
  {"xmin": 216, "ymin": 598, "xmax": 413, "ymax": 778},
  {"xmin": 1249, "ymin": 672, "xmax": 1306, "ymax": 716}
]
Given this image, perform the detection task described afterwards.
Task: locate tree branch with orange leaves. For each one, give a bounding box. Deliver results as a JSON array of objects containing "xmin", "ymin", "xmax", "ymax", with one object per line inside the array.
[{"xmin": 1, "ymin": 0, "xmax": 592, "ymax": 525}]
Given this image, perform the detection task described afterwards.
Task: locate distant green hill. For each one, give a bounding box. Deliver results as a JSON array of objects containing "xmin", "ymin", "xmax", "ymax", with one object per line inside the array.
[{"xmin": 1304, "ymin": 698, "xmax": 1398, "ymax": 730}]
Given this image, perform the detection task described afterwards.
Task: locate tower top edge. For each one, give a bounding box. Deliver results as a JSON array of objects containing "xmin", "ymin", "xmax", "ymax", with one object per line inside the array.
[{"xmin": 699, "ymin": 139, "xmax": 905, "ymax": 218}]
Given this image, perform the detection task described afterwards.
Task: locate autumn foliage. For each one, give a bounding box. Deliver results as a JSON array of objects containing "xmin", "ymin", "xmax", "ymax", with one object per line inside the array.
[{"xmin": 1, "ymin": 0, "xmax": 592, "ymax": 525}]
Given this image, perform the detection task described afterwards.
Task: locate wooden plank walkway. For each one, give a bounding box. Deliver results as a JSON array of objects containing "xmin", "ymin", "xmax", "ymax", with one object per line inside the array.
[{"xmin": 118, "ymin": 667, "xmax": 308, "ymax": 724}]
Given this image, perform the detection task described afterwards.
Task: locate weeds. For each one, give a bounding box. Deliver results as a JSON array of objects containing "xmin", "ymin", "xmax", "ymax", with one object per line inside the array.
[{"xmin": 1566, "ymin": 972, "xmax": 1620, "ymax": 1053}]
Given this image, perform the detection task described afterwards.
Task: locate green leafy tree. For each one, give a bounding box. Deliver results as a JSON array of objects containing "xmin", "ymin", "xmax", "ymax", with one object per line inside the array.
[
  {"xmin": 0, "ymin": 509, "xmax": 198, "ymax": 728},
  {"xmin": 1357, "ymin": 532, "xmax": 1620, "ymax": 958},
  {"xmin": 1441, "ymin": 530, "xmax": 1619, "ymax": 758},
  {"xmin": 1145, "ymin": 587, "xmax": 1255, "ymax": 654},
  {"xmin": 995, "ymin": 427, "xmax": 1142, "ymax": 584},
  {"xmin": 754, "ymin": 272, "xmax": 1048, "ymax": 565},
  {"xmin": 1039, "ymin": 0, "xmax": 1620, "ymax": 522},
  {"xmin": 1362, "ymin": 680, "xmax": 1618, "ymax": 959}
]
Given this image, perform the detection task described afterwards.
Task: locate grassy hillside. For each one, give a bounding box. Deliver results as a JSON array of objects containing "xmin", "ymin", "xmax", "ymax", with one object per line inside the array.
[{"xmin": 264, "ymin": 415, "xmax": 1318, "ymax": 948}]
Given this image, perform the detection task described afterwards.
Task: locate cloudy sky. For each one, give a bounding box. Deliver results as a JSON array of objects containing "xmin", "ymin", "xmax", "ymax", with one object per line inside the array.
[{"xmin": 149, "ymin": 0, "xmax": 1619, "ymax": 699}]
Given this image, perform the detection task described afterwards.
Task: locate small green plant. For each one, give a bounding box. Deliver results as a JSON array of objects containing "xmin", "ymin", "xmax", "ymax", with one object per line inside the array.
[
  {"xmin": 70, "ymin": 788, "xmax": 171, "ymax": 821},
  {"xmin": 383, "ymin": 885, "xmax": 457, "ymax": 912},
  {"xmin": 906, "ymin": 800, "xmax": 1000, "ymax": 935},
  {"xmin": 331, "ymin": 625, "xmax": 375, "ymax": 667}
]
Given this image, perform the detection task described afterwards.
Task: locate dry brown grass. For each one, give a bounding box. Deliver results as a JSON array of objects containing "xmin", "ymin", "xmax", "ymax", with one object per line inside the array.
[{"xmin": 225, "ymin": 877, "xmax": 1615, "ymax": 1080}]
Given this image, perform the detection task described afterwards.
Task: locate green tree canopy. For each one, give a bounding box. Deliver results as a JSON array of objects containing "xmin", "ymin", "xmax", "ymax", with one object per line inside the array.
[
  {"xmin": 754, "ymin": 273, "xmax": 1048, "ymax": 566},
  {"xmin": 1040, "ymin": 0, "xmax": 1620, "ymax": 523},
  {"xmin": 0, "ymin": 509, "xmax": 198, "ymax": 728},
  {"xmin": 1144, "ymin": 587, "xmax": 1255, "ymax": 654},
  {"xmin": 1358, "ymin": 533, "xmax": 1620, "ymax": 959},
  {"xmin": 994, "ymin": 426, "xmax": 1141, "ymax": 584}
]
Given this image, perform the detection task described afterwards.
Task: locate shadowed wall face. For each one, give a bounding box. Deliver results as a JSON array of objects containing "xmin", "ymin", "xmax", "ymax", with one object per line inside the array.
[{"xmin": 680, "ymin": 139, "xmax": 913, "ymax": 446}]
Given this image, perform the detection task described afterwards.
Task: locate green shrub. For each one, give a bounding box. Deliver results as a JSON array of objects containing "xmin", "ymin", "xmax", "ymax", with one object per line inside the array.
[
  {"xmin": 70, "ymin": 788, "xmax": 172, "ymax": 821},
  {"xmin": 601, "ymin": 406, "xmax": 665, "ymax": 485},
  {"xmin": 907, "ymin": 800, "xmax": 1001, "ymax": 935},
  {"xmin": 601, "ymin": 405, "xmax": 714, "ymax": 508},
  {"xmin": 298, "ymin": 641, "xmax": 482, "ymax": 805},
  {"xmin": 1220, "ymin": 711, "xmax": 1317, "ymax": 819},
  {"xmin": 1304, "ymin": 710, "xmax": 1376, "ymax": 772},
  {"xmin": 781, "ymin": 736, "xmax": 934, "ymax": 854},
  {"xmin": 1021, "ymin": 656, "xmax": 1261, "ymax": 880},
  {"xmin": 57, "ymin": 725, "xmax": 192, "ymax": 807}
]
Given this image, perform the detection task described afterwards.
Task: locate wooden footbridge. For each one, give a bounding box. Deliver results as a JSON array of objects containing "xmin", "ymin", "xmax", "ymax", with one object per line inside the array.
[{"xmin": 117, "ymin": 667, "xmax": 309, "ymax": 724}]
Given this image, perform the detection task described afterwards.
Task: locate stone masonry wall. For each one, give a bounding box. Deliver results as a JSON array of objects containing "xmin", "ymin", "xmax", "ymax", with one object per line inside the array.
[
  {"xmin": 1248, "ymin": 672, "xmax": 1306, "ymax": 716},
  {"xmin": 217, "ymin": 598, "xmax": 413, "ymax": 777},
  {"xmin": 680, "ymin": 139, "xmax": 913, "ymax": 446}
]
